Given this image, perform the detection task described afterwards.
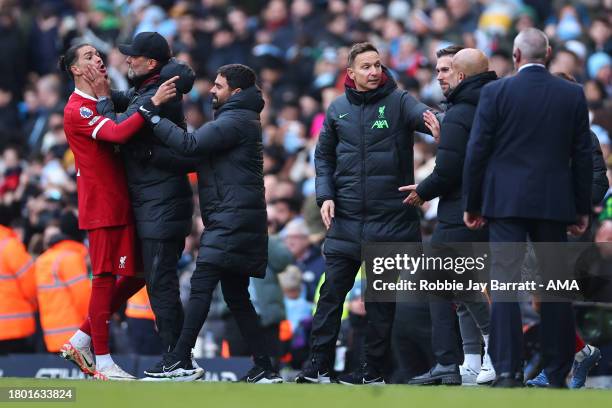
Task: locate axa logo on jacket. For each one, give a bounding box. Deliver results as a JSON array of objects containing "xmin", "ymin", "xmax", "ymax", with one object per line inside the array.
[{"xmin": 372, "ymin": 105, "xmax": 389, "ymax": 129}]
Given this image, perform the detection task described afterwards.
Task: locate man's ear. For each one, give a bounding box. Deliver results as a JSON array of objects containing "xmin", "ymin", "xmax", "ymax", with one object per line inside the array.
[
  {"xmin": 347, "ymin": 67, "xmax": 355, "ymax": 80},
  {"xmin": 231, "ymin": 88, "xmax": 242, "ymax": 96},
  {"xmin": 70, "ymin": 65, "xmax": 80, "ymax": 78}
]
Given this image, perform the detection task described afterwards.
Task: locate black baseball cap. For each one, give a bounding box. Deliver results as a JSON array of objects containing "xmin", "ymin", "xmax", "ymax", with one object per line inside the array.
[{"xmin": 118, "ymin": 31, "xmax": 172, "ymax": 62}]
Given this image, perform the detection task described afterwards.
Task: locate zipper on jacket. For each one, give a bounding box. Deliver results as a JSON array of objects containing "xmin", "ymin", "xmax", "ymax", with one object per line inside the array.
[{"xmin": 360, "ymin": 104, "xmax": 366, "ymax": 244}]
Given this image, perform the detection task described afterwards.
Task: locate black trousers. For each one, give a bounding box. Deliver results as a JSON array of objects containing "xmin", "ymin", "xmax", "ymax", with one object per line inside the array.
[
  {"xmin": 428, "ymin": 222, "xmax": 489, "ymax": 366},
  {"xmin": 488, "ymin": 218, "xmax": 575, "ymax": 386},
  {"xmin": 172, "ymin": 263, "xmax": 267, "ymax": 360},
  {"xmin": 225, "ymin": 318, "xmax": 282, "ymax": 370},
  {"xmin": 127, "ymin": 317, "xmax": 164, "ymax": 355},
  {"xmin": 391, "ymin": 302, "xmax": 435, "ymax": 382},
  {"xmin": 141, "ymin": 239, "xmax": 185, "ymax": 353},
  {"xmin": 310, "ymin": 256, "xmax": 396, "ymax": 372}
]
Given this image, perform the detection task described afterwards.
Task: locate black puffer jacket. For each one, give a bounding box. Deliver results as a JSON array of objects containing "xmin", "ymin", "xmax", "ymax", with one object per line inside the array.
[
  {"xmin": 417, "ymin": 71, "xmax": 498, "ymax": 225},
  {"xmin": 315, "ymin": 68, "xmax": 431, "ymax": 260},
  {"xmin": 97, "ymin": 59, "xmax": 195, "ymax": 240},
  {"xmin": 145, "ymin": 86, "xmax": 268, "ymax": 277}
]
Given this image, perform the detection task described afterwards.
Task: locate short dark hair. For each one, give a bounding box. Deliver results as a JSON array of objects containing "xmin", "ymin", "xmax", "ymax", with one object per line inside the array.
[
  {"xmin": 59, "ymin": 43, "xmax": 90, "ymax": 80},
  {"xmin": 216, "ymin": 64, "xmax": 257, "ymax": 90},
  {"xmin": 593, "ymin": 17, "xmax": 609, "ymax": 27},
  {"xmin": 348, "ymin": 42, "xmax": 379, "ymax": 67},
  {"xmin": 436, "ymin": 44, "xmax": 464, "ymax": 59},
  {"xmin": 553, "ymin": 71, "xmax": 577, "ymax": 83}
]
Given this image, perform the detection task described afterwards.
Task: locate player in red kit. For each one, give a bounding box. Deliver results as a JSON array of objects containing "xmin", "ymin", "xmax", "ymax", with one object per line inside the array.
[{"xmin": 58, "ymin": 43, "xmax": 149, "ymax": 380}]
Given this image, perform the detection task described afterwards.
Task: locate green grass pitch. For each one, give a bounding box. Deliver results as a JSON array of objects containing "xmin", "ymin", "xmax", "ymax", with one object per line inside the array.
[{"xmin": 0, "ymin": 378, "xmax": 611, "ymax": 408}]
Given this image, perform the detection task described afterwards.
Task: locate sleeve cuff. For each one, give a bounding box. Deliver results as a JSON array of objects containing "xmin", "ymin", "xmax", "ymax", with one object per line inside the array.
[{"xmin": 138, "ymin": 99, "xmax": 161, "ymax": 123}]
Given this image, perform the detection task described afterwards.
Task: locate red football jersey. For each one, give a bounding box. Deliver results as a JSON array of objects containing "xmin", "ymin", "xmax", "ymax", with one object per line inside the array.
[{"xmin": 64, "ymin": 89, "xmax": 133, "ymax": 230}]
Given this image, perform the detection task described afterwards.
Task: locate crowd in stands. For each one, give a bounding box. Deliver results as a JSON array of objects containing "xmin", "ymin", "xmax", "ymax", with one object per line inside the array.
[{"xmin": 0, "ymin": 0, "xmax": 611, "ymax": 375}]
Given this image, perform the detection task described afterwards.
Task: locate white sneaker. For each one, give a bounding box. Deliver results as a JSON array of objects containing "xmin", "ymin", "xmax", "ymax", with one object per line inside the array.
[
  {"xmin": 190, "ymin": 352, "xmax": 205, "ymax": 377},
  {"xmin": 59, "ymin": 342, "xmax": 96, "ymax": 376},
  {"xmin": 459, "ymin": 364, "xmax": 480, "ymax": 385},
  {"xmin": 140, "ymin": 371, "xmax": 204, "ymax": 382},
  {"xmin": 93, "ymin": 364, "xmax": 137, "ymax": 381},
  {"xmin": 476, "ymin": 354, "xmax": 496, "ymax": 384}
]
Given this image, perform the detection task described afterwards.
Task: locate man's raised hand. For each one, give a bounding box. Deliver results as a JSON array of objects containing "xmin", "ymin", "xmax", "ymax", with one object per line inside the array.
[
  {"xmin": 84, "ymin": 64, "xmax": 110, "ymax": 98},
  {"xmin": 151, "ymin": 76, "xmax": 179, "ymax": 106}
]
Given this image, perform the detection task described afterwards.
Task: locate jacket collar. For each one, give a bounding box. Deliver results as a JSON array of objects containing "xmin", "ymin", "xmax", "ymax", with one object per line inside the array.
[
  {"xmin": 344, "ymin": 66, "xmax": 397, "ymax": 106},
  {"xmin": 518, "ymin": 63, "xmax": 546, "ymax": 73},
  {"xmin": 447, "ymin": 71, "xmax": 498, "ymax": 105},
  {"xmin": 74, "ymin": 88, "xmax": 98, "ymax": 101}
]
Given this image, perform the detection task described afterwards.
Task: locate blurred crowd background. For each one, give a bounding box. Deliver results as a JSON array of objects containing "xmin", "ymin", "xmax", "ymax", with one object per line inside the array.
[{"xmin": 0, "ymin": 0, "xmax": 611, "ymax": 379}]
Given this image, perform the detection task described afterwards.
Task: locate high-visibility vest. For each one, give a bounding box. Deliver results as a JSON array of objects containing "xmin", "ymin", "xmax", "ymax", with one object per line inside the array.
[
  {"xmin": 0, "ymin": 225, "xmax": 36, "ymax": 341},
  {"xmin": 126, "ymin": 287, "xmax": 155, "ymax": 321},
  {"xmin": 35, "ymin": 240, "xmax": 91, "ymax": 352}
]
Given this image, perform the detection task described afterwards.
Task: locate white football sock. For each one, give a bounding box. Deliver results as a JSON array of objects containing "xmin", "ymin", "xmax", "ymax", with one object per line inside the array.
[
  {"xmin": 464, "ymin": 354, "xmax": 481, "ymax": 371},
  {"xmin": 96, "ymin": 354, "xmax": 115, "ymax": 370},
  {"xmin": 69, "ymin": 330, "xmax": 91, "ymax": 348},
  {"xmin": 483, "ymin": 334, "xmax": 490, "ymax": 351}
]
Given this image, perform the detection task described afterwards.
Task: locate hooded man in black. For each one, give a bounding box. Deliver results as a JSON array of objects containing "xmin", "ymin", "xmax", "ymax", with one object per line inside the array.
[
  {"xmin": 401, "ymin": 48, "xmax": 498, "ymax": 385},
  {"xmin": 137, "ymin": 64, "xmax": 282, "ymax": 383},
  {"xmin": 297, "ymin": 42, "xmax": 437, "ymax": 384},
  {"xmin": 87, "ymin": 32, "xmax": 196, "ymax": 370}
]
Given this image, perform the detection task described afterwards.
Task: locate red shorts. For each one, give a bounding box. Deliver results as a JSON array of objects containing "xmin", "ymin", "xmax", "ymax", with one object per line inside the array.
[{"xmin": 88, "ymin": 224, "xmax": 143, "ymax": 277}]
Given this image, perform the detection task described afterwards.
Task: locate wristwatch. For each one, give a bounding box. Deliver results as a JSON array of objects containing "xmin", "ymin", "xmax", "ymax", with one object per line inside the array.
[{"xmin": 151, "ymin": 115, "xmax": 161, "ymax": 125}]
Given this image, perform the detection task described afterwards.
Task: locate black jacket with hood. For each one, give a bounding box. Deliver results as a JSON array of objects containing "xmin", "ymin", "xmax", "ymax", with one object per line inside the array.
[
  {"xmin": 315, "ymin": 67, "xmax": 432, "ymax": 260},
  {"xmin": 141, "ymin": 86, "xmax": 268, "ymax": 278},
  {"xmin": 97, "ymin": 59, "xmax": 195, "ymax": 241},
  {"xmin": 417, "ymin": 71, "xmax": 498, "ymax": 225}
]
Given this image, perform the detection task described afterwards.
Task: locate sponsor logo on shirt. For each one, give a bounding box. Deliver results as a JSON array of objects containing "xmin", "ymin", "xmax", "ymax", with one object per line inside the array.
[
  {"xmin": 88, "ymin": 116, "xmax": 101, "ymax": 126},
  {"xmin": 80, "ymin": 106, "xmax": 94, "ymax": 119},
  {"xmin": 119, "ymin": 256, "xmax": 127, "ymax": 269}
]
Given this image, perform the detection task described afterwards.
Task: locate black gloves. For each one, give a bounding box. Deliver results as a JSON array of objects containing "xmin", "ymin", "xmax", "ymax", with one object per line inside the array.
[{"xmin": 138, "ymin": 98, "xmax": 161, "ymax": 124}]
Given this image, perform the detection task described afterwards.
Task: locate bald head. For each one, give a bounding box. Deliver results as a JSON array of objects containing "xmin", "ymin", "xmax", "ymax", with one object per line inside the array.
[
  {"xmin": 513, "ymin": 28, "xmax": 550, "ymax": 66},
  {"xmin": 452, "ymin": 48, "xmax": 489, "ymax": 78},
  {"xmin": 447, "ymin": 48, "xmax": 489, "ymax": 91}
]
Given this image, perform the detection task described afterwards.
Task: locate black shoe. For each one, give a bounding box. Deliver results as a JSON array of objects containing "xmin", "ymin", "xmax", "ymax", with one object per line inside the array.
[
  {"xmin": 240, "ymin": 365, "xmax": 283, "ymax": 384},
  {"xmin": 491, "ymin": 372, "xmax": 524, "ymax": 388},
  {"xmin": 408, "ymin": 363, "xmax": 461, "ymax": 386},
  {"xmin": 337, "ymin": 364, "xmax": 385, "ymax": 385},
  {"xmin": 144, "ymin": 353, "xmax": 203, "ymax": 380},
  {"xmin": 295, "ymin": 356, "xmax": 333, "ymax": 384}
]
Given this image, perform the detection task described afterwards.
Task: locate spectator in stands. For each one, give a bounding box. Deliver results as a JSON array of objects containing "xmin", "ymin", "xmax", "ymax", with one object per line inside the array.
[
  {"xmin": 35, "ymin": 211, "xmax": 90, "ymax": 353},
  {"xmin": 0, "ymin": 206, "xmax": 36, "ymax": 353},
  {"xmin": 282, "ymin": 218, "xmax": 325, "ymax": 302}
]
